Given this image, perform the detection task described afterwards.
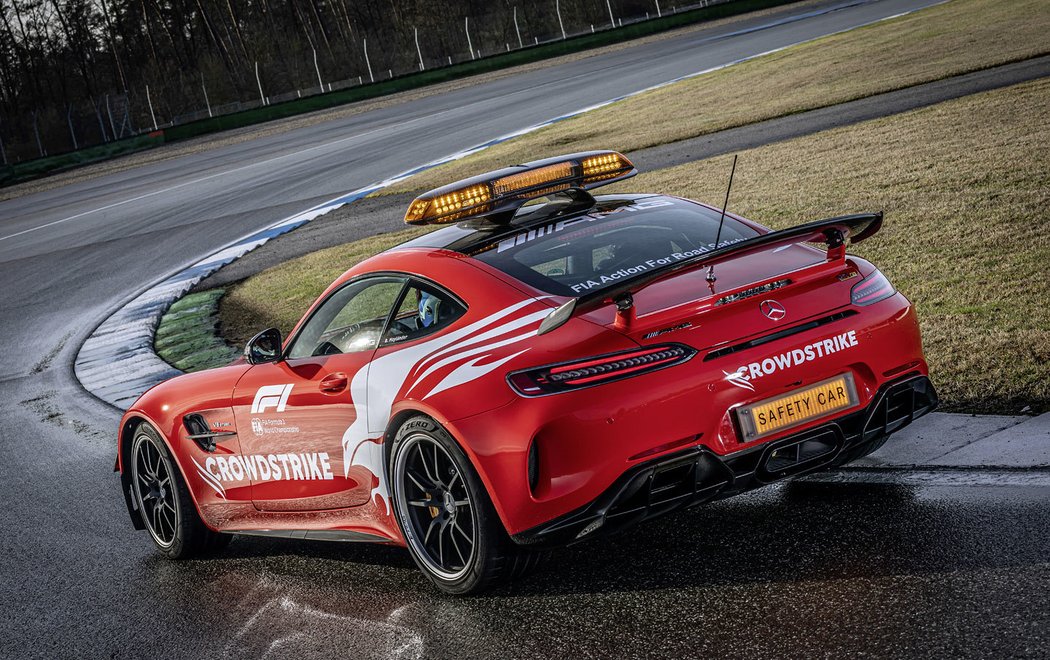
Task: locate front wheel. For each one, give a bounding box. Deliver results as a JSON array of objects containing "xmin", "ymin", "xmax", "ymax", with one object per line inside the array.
[
  {"xmin": 389, "ymin": 416, "xmax": 545, "ymax": 595},
  {"xmin": 129, "ymin": 422, "xmax": 230, "ymax": 558}
]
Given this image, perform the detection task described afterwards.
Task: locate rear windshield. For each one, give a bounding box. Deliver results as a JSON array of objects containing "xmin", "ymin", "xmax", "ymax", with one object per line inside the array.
[{"xmin": 471, "ymin": 197, "xmax": 760, "ymax": 297}]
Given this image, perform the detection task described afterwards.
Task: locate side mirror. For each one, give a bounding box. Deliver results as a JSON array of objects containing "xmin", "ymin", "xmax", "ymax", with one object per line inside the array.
[{"xmin": 245, "ymin": 328, "xmax": 283, "ymax": 365}]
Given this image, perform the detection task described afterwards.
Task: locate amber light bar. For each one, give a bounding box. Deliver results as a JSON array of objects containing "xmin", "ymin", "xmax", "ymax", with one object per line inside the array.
[
  {"xmin": 404, "ymin": 184, "xmax": 491, "ymax": 225},
  {"xmin": 493, "ymin": 162, "xmax": 574, "ymax": 196},
  {"xmin": 404, "ymin": 150, "xmax": 636, "ymax": 226},
  {"xmin": 581, "ymin": 152, "xmax": 633, "ymax": 184}
]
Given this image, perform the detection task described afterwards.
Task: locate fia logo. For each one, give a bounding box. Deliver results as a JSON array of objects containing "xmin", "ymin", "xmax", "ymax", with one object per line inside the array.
[{"xmin": 250, "ymin": 384, "xmax": 293, "ymax": 414}]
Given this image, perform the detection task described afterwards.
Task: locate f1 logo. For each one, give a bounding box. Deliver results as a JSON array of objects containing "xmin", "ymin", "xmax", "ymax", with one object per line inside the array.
[{"xmin": 251, "ymin": 384, "xmax": 293, "ymax": 414}]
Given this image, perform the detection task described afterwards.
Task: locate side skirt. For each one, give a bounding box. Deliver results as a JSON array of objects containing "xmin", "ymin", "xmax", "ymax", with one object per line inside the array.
[{"xmin": 228, "ymin": 529, "xmax": 394, "ymax": 543}]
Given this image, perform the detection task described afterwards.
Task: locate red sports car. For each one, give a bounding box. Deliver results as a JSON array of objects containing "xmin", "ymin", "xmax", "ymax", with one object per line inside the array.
[{"xmin": 117, "ymin": 151, "xmax": 936, "ymax": 594}]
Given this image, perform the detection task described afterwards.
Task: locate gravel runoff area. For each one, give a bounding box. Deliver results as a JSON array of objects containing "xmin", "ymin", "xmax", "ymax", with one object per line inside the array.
[{"xmin": 0, "ymin": 0, "xmax": 836, "ymax": 204}]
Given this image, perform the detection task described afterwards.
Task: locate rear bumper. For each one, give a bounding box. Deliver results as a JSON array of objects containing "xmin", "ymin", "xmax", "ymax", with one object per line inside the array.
[{"xmin": 511, "ymin": 374, "xmax": 937, "ymax": 547}]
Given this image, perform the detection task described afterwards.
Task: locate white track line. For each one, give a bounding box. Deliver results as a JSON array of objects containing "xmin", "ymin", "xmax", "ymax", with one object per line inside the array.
[
  {"xmin": 0, "ymin": 111, "xmax": 454, "ymax": 243},
  {"xmin": 74, "ymin": 0, "xmax": 943, "ymax": 409}
]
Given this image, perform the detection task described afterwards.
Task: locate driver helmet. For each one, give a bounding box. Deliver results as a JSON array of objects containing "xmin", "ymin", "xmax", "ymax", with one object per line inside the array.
[{"xmin": 418, "ymin": 291, "xmax": 440, "ymax": 328}]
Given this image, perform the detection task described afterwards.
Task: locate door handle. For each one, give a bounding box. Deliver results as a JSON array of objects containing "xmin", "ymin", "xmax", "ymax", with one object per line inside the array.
[{"xmin": 319, "ymin": 372, "xmax": 348, "ymax": 394}]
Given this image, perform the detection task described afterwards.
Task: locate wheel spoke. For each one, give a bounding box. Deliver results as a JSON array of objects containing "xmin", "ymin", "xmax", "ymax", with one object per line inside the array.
[
  {"xmin": 432, "ymin": 445, "xmax": 442, "ymax": 487},
  {"xmin": 138, "ymin": 452, "xmax": 154, "ymax": 479},
  {"xmin": 451, "ymin": 519, "xmax": 474, "ymax": 547},
  {"xmin": 161, "ymin": 507, "xmax": 176, "ymax": 536},
  {"xmin": 437, "ymin": 521, "xmax": 445, "ymax": 567},
  {"xmin": 423, "ymin": 517, "xmax": 438, "ymax": 546},
  {"xmin": 454, "ymin": 499, "xmax": 470, "ymax": 507},
  {"xmin": 447, "ymin": 471, "xmax": 461, "ymax": 490},
  {"xmin": 447, "ymin": 523, "xmax": 466, "ymax": 567},
  {"xmin": 405, "ymin": 469, "xmax": 429, "ymax": 493},
  {"xmin": 416, "ymin": 443, "xmax": 437, "ymax": 484},
  {"xmin": 407, "ymin": 500, "xmax": 431, "ymax": 508},
  {"xmin": 147, "ymin": 444, "xmax": 160, "ymax": 476}
]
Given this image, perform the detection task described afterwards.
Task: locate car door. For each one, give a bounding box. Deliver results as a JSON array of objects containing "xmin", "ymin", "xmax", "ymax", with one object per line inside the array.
[{"xmin": 232, "ymin": 275, "xmax": 408, "ymax": 512}]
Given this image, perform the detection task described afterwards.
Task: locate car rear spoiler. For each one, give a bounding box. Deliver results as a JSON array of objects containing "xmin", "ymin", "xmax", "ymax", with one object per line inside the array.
[{"xmin": 536, "ymin": 212, "xmax": 882, "ymax": 335}]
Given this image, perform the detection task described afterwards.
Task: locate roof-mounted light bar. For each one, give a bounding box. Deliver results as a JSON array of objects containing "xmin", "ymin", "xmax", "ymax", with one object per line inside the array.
[{"xmin": 404, "ymin": 150, "xmax": 636, "ymax": 225}]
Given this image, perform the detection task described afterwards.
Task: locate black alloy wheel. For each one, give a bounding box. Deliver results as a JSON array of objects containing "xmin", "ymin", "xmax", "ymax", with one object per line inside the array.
[
  {"xmin": 132, "ymin": 429, "xmax": 180, "ymax": 548},
  {"xmin": 129, "ymin": 423, "xmax": 230, "ymax": 558},
  {"xmin": 390, "ymin": 416, "xmax": 547, "ymax": 595},
  {"xmin": 394, "ymin": 430, "xmax": 477, "ymax": 580}
]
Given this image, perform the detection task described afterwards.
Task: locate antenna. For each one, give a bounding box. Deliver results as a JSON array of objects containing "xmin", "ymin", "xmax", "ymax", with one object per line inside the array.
[{"xmin": 706, "ymin": 154, "xmax": 738, "ymax": 283}]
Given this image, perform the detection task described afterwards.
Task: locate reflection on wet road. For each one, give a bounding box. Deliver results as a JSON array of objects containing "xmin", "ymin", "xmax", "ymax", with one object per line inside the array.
[{"xmin": 122, "ymin": 481, "xmax": 1050, "ymax": 658}]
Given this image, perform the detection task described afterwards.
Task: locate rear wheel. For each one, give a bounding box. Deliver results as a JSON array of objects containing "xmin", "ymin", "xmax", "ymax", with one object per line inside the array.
[
  {"xmin": 130, "ymin": 422, "xmax": 230, "ymax": 558},
  {"xmin": 390, "ymin": 416, "xmax": 545, "ymax": 595}
]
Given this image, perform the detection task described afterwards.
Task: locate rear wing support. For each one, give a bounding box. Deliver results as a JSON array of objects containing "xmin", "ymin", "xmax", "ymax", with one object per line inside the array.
[{"xmin": 536, "ymin": 212, "xmax": 882, "ymax": 335}]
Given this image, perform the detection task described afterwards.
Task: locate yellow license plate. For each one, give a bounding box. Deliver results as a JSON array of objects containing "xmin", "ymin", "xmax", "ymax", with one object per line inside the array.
[{"xmin": 736, "ymin": 373, "xmax": 858, "ymax": 442}]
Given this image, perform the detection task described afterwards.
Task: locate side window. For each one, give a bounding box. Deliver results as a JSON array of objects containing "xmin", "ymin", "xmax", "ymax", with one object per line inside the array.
[
  {"xmin": 380, "ymin": 281, "xmax": 466, "ymax": 347},
  {"xmin": 287, "ymin": 277, "xmax": 407, "ymax": 359}
]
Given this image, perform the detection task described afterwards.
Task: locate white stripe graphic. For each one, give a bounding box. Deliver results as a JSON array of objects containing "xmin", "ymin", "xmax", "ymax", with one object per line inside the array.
[
  {"xmin": 424, "ymin": 349, "xmax": 530, "ymax": 399},
  {"xmin": 408, "ymin": 329, "xmax": 539, "ymax": 395},
  {"xmin": 191, "ymin": 457, "xmax": 227, "ymax": 499},
  {"xmin": 342, "ymin": 300, "xmax": 551, "ymax": 514}
]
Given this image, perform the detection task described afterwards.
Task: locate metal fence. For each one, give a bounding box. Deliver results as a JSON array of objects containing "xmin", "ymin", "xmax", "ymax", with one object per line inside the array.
[{"xmin": 0, "ymin": 0, "xmax": 730, "ymax": 166}]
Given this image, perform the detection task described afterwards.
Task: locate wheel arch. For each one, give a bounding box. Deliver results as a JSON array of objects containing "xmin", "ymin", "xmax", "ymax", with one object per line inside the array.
[
  {"xmin": 117, "ymin": 413, "xmax": 151, "ymax": 530},
  {"xmin": 383, "ymin": 401, "xmax": 515, "ymax": 536},
  {"xmin": 118, "ymin": 410, "xmax": 216, "ymax": 533}
]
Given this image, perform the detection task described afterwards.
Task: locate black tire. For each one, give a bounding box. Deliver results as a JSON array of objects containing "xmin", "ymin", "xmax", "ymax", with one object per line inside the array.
[
  {"xmin": 129, "ymin": 422, "xmax": 230, "ymax": 558},
  {"xmin": 389, "ymin": 415, "xmax": 545, "ymax": 595}
]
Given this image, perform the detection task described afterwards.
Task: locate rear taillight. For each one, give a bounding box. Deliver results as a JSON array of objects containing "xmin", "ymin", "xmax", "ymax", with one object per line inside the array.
[
  {"xmin": 850, "ymin": 270, "xmax": 896, "ymax": 306},
  {"xmin": 507, "ymin": 344, "xmax": 696, "ymax": 396}
]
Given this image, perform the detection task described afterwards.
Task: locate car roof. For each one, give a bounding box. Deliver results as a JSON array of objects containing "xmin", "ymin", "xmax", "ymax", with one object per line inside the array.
[{"xmin": 388, "ymin": 193, "xmax": 719, "ymax": 257}]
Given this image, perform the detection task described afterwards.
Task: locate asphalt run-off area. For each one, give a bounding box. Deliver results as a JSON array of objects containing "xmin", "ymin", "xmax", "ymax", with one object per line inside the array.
[{"xmin": 1, "ymin": 0, "xmax": 1047, "ymax": 657}]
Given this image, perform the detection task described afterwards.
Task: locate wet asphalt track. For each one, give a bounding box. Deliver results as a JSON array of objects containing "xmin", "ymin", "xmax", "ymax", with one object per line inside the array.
[{"xmin": 4, "ymin": 0, "xmax": 1049, "ymax": 657}]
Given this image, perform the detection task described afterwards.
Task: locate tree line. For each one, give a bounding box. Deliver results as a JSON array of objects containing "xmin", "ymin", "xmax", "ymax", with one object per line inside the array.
[{"xmin": 0, "ymin": 0, "xmax": 682, "ymax": 162}]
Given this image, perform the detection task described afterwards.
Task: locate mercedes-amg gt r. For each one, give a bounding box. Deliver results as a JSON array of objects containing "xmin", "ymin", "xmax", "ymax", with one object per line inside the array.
[{"xmin": 116, "ymin": 150, "xmax": 937, "ymax": 594}]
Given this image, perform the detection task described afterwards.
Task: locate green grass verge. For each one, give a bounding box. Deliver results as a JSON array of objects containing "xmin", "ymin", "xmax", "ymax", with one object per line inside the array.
[
  {"xmin": 155, "ymin": 289, "xmax": 240, "ymax": 372},
  {"xmin": 213, "ymin": 78, "xmax": 1050, "ymax": 413},
  {"xmin": 2, "ymin": 0, "xmax": 800, "ymax": 188},
  {"xmin": 604, "ymin": 78, "xmax": 1050, "ymax": 414},
  {"xmin": 387, "ymin": 0, "xmax": 1050, "ymax": 194},
  {"xmin": 218, "ymin": 227, "xmax": 430, "ymax": 348},
  {"xmin": 0, "ymin": 132, "xmax": 166, "ymax": 187}
]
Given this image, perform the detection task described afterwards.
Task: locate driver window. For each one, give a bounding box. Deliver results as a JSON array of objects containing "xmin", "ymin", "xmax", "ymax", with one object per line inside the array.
[
  {"xmin": 287, "ymin": 277, "xmax": 407, "ymax": 358},
  {"xmin": 380, "ymin": 281, "xmax": 466, "ymax": 347}
]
